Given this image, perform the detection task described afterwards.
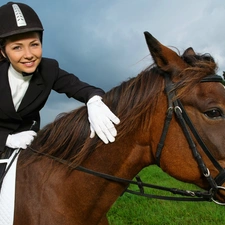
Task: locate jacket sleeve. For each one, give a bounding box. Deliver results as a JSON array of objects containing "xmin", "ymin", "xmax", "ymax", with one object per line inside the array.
[{"xmin": 40, "ymin": 58, "xmax": 105, "ymax": 103}]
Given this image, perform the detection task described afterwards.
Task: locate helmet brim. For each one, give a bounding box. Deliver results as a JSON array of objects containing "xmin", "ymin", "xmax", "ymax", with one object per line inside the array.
[{"xmin": 0, "ymin": 27, "xmax": 44, "ymax": 38}]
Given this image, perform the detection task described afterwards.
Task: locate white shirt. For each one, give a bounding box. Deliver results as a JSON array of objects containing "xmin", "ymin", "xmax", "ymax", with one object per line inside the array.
[{"xmin": 8, "ymin": 65, "xmax": 32, "ymax": 111}]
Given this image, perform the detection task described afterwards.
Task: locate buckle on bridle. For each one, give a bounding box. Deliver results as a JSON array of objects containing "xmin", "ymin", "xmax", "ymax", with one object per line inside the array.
[{"xmin": 211, "ymin": 186, "xmax": 225, "ymax": 205}]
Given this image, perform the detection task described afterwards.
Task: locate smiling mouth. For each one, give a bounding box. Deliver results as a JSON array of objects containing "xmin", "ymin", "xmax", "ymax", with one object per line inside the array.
[{"xmin": 22, "ymin": 61, "xmax": 35, "ymax": 67}]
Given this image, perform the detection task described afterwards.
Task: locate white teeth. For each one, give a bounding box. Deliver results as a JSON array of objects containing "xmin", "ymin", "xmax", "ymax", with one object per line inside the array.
[{"xmin": 24, "ymin": 62, "xmax": 33, "ymax": 66}]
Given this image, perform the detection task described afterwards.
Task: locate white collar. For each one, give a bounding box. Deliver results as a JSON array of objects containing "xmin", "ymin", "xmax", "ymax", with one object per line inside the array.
[{"xmin": 8, "ymin": 64, "xmax": 33, "ymax": 81}]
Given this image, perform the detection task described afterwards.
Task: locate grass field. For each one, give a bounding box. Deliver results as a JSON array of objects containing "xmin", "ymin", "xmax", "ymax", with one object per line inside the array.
[{"xmin": 107, "ymin": 166, "xmax": 225, "ymax": 225}]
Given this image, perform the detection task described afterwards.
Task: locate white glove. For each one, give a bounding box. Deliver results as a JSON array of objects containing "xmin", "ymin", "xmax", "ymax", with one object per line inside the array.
[
  {"xmin": 6, "ymin": 130, "xmax": 37, "ymax": 149},
  {"xmin": 87, "ymin": 95, "xmax": 120, "ymax": 144}
]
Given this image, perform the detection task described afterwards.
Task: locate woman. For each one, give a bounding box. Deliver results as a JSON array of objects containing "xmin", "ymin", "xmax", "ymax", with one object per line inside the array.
[{"xmin": 0, "ymin": 2, "xmax": 120, "ymax": 171}]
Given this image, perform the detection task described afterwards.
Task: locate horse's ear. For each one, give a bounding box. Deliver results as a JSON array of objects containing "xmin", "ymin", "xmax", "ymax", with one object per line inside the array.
[
  {"xmin": 144, "ymin": 32, "xmax": 187, "ymax": 74},
  {"xmin": 183, "ymin": 47, "xmax": 196, "ymax": 57}
]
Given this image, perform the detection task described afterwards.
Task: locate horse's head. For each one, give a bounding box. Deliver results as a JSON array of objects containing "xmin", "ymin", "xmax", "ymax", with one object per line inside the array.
[{"xmin": 144, "ymin": 32, "xmax": 225, "ymax": 203}]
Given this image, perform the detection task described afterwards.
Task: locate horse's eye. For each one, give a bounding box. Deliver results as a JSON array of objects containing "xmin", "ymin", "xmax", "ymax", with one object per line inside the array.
[{"xmin": 204, "ymin": 109, "xmax": 223, "ymax": 118}]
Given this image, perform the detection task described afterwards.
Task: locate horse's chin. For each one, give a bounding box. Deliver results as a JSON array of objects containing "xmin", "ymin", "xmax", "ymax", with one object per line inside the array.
[
  {"xmin": 211, "ymin": 161, "xmax": 225, "ymax": 203},
  {"xmin": 198, "ymin": 181, "xmax": 225, "ymax": 204},
  {"xmin": 214, "ymin": 186, "xmax": 225, "ymax": 204}
]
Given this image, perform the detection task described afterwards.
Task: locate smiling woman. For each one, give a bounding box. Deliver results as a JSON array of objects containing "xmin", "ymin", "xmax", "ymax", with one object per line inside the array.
[
  {"xmin": 0, "ymin": 1, "xmax": 120, "ymax": 216},
  {"xmin": 0, "ymin": 1, "xmax": 120, "ymax": 149}
]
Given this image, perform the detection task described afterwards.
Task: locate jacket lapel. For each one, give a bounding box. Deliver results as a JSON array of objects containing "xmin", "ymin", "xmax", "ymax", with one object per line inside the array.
[
  {"xmin": 17, "ymin": 69, "xmax": 45, "ymax": 112},
  {"xmin": 0, "ymin": 62, "xmax": 21, "ymax": 120}
]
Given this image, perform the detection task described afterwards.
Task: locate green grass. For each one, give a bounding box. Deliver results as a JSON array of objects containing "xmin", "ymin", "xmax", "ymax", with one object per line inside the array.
[{"xmin": 107, "ymin": 166, "xmax": 225, "ymax": 225}]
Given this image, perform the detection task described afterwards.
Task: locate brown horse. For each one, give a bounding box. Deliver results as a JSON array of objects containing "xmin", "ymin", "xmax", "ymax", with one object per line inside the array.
[{"xmin": 13, "ymin": 32, "xmax": 225, "ymax": 225}]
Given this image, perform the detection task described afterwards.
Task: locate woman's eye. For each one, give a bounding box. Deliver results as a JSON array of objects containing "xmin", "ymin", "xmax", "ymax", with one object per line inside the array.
[
  {"xmin": 204, "ymin": 109, "xmax": 223, "ymax": 118},
  {"xmin": 12, "ymin": 46, "xmax": 20, "ymax": 50},
  {"xmin": 31, "ymin": 42, "xmax": 40, "ymax": 47}
]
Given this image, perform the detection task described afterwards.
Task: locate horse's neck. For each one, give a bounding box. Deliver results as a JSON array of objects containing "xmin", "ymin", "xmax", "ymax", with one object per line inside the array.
[{"xmin": 75, "ymin": 143, "xmax": 151, "ymax": 206}]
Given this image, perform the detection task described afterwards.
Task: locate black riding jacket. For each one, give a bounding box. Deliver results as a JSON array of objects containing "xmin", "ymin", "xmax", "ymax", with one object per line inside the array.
[{"xmin": 0, "ymin": 58, "xmax": 105, "ymax": 151}]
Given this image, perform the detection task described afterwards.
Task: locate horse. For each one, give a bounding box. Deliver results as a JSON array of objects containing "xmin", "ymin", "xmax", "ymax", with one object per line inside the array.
[{"xmin": 13, "ymin": 32, "xmax": 225, "ymax": 225}]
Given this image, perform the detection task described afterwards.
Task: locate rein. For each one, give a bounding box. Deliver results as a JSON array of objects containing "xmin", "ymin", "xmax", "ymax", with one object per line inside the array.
[
  {"xmin": 26, "ymin": 74, "xmax": 225, "ymax": 205},
  {"xmin": 28, "ymin": 145, "xmax": 213, "ymax": 202}
]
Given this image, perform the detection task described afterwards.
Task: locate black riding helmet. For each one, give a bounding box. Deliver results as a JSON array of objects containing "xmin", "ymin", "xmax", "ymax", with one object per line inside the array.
[{"xmin": 0, "ymin": 2, "xmax": 43, "ymax": 38}]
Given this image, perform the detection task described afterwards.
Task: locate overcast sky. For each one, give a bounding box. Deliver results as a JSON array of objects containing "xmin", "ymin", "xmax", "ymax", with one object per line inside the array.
[{"xmin": 1, "ymin": 0, "xmax": 225, "ymax": 127}]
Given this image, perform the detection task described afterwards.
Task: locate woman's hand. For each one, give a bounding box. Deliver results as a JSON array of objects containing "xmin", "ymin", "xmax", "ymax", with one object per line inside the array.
[
  {"xmin": 6, "ymin": 130, "xmax": 37, "ymax": 149},
  {"xmin": 87, "ymin": 96, "xmax": 120, "ymax": 144}
]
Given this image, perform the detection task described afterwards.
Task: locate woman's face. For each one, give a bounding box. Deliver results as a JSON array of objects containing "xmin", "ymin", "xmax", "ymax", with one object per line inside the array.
[{"xmin": 2, "ymin": 32, "xmax": 42, "ymax": 74}]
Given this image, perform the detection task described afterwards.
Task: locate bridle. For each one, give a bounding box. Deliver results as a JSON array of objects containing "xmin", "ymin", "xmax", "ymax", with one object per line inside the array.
[
  {"xmin": 27, "ymin": 74, "xmax": 225, "ymax": 205},
  {"xmin": 156, "ymin": 74, "xmax": 225, "ymax": 205}
]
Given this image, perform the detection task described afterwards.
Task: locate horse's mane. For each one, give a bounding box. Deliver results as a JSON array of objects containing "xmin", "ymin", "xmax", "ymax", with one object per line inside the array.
[{"xmin": 25, "ymin": 50, "xmax": 217, "ymax": 168}]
